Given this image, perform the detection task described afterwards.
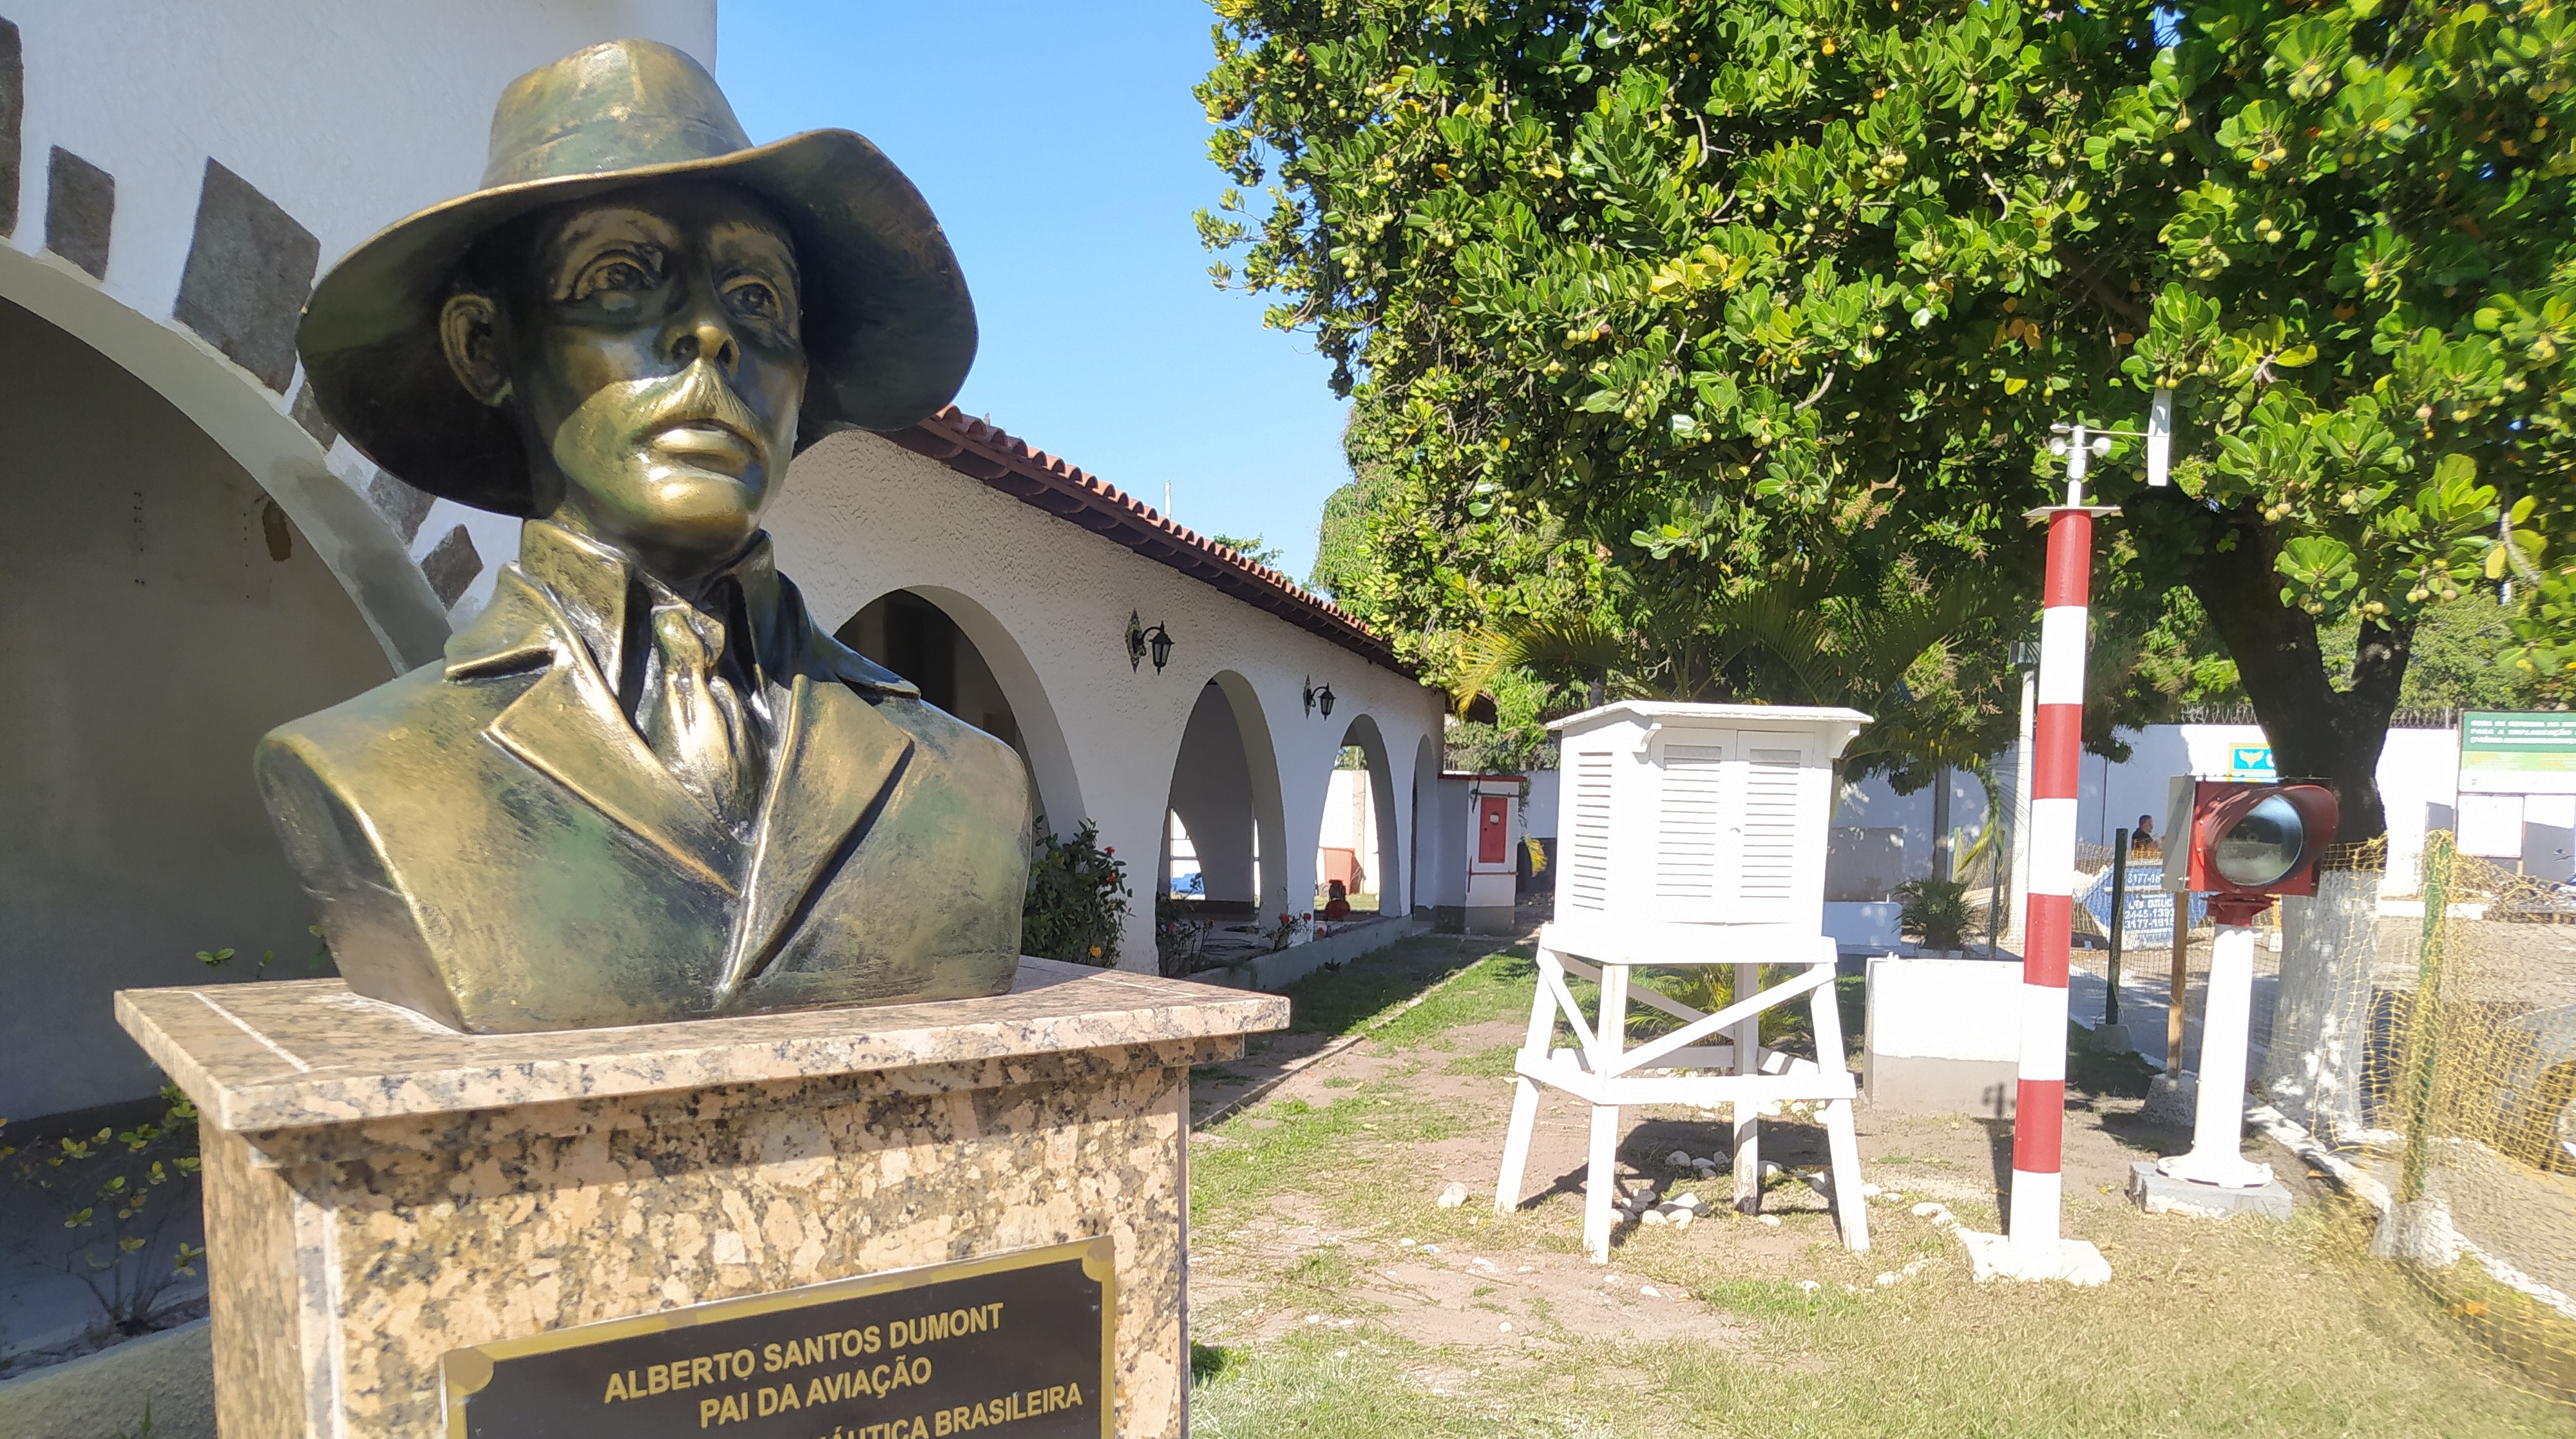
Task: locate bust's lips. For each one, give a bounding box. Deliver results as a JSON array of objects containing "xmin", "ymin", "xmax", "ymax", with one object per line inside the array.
[{"xmin": 648, "ymin": 419, "xmax": 760, "ymax": 471}]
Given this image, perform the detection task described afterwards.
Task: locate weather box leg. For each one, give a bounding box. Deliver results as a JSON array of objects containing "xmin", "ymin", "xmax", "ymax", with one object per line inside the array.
[
  {"xmin": 1495, "ymin": 1078, "xmax": 1541, "ymax": 1215},
  {"xmin": 1808, "ymin": 962, "xmax": 1869, "ymax": 1251},
  {"xmin": 1733, "ymin": 960, "xmax": 1762, "ymax": 1214},
  {"xmin": 1494, "ymin": 955, "xmax": 1562, "ymax": 1213},
  {"xmin": 1584, "ymin": 1098, "xmax": 1621, "ymax": 1263}
]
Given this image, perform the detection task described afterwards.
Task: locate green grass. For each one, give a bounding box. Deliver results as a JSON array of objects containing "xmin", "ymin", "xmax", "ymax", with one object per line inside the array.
[
  {"xmin": 1194, "ymin": 1092, "xmax": 1468, "ymax": 1220},
  {"xmin": 1279, "ymin": 938, "xmax": 1503, "ymax": 1036},
  {"xmin": 1694, "ymin": 1275, "xmax": 1861, "ymax": 1319},
  {"xmin": 1444, "ymin": 1044, "xmax": 1520, "ymax": 1078},
  {"xmin": 1370, "ymin": 953, "xmax": 1538, "ymax": 1046}
]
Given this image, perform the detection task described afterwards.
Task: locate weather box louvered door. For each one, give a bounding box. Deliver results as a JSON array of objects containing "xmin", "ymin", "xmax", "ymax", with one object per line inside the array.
[
  {"xmin": 1648, "ymin": 730, "xmax": 1738, "ymax": 924},
  {"xmin": 1726, "ymin": 730, "xmax": 1822, "ymax": 924},
  {"xmin": 1560, "ymin": 745, "xmax": 1619, "ymax": 918}
]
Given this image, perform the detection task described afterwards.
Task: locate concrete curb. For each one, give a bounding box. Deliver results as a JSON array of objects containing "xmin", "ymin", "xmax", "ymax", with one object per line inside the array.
[
  {"xmin": 1191, "ymin": 912, "xmax": 1429, "ymax": 992},
  {"xmin": 0, "ymin": 1318, "xmax": 212, "ymax": 1439}
]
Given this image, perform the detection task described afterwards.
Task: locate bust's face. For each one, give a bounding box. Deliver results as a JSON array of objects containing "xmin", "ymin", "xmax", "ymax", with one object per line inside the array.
[{"xmin": 441, "ymin": 180, "xmax": 806, "ymax": 580}]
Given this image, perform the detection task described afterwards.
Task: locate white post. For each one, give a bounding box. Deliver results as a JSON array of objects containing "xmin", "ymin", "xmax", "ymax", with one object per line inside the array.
[
  {"xmin": 1732, "ymin": 959, "xmax": 1762, "ymax": 1214},
  {"xmin": 2156, "ymin": 918, "xmax": 2276, "ymax": 1188}
]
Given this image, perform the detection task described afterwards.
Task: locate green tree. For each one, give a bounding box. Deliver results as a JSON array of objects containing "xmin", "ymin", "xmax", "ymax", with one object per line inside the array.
[
  {"xmin": 1308, "ymin": 466, "xmax": 1389, "ymax": 596},
  {"xmin": 1209, "ymin": 532, "xmax": 1287, "ymax": 569},
  {"xmin": 1201, "ymin": 0, "xmax": 2573, "ymax": 841},
  {"xmin": 2322, "ymin": 589, "xmax": 2543, "ymax": 710}
]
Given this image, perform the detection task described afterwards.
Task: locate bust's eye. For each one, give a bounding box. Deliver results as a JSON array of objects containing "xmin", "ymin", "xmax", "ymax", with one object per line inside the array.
[
  {"xmin": 573, "ymin": 253, "xmax": 656, "ymax": 301},
  {"xmin": 726, "ymin": 277, "xmax": 784, "ymax": 320}
]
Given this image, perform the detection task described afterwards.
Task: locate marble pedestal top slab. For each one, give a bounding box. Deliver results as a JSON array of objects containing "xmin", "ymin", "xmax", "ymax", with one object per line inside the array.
[{"xmin": 119, "ymin": 957, "xmax": 1286, "ymax": 1132}]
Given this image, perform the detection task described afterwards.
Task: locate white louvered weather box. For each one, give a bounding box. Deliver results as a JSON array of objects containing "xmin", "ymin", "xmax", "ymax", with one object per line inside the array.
[{"xmin": 1550, "ymin": 701, "xmax": 1869, "ymax": 957}]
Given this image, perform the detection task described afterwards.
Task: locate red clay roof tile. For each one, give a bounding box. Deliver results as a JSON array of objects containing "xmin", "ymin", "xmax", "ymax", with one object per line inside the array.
[{"xmin": 884, "ymin": 408, "xmax": 1405, "ymax": 674}]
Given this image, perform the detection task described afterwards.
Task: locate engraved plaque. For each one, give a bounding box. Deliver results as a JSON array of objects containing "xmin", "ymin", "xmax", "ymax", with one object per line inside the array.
[{"xmin": 441, "ymin": 1238, "xmax": 1113, "ymax": 1438}]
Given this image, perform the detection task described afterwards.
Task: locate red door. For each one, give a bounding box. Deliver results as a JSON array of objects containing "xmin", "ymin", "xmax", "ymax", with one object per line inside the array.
[{"xmin": 1477, "ymin": 795, "xmax": 1510, "ymax": 866}]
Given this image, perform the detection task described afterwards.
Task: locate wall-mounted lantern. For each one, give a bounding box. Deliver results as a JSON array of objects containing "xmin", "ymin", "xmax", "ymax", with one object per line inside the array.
[
  {"xmin": 1126, "ymin": 611, "xmax": 1174, "ymax": 673},
  {"xmin": 1303, "ymin": 678, "xmax": 1336, "ymax": 718}
]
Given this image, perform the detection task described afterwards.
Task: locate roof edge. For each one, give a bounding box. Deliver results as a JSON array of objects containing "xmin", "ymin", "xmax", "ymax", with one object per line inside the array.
[{"xmin": 883, "ymin": 408, "xmax": 1410, "ymax": 676}]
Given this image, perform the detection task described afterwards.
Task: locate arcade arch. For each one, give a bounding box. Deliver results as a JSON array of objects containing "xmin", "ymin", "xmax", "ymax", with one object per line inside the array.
[
  {"xmin": 0, "ymin": 244, "xmax": 448, "ymax": 670},
  {"xmin": 1163, "ymin": 672, "xmax": 1289, "ymax": 921},
  {"xmin": 835, "ymin": 585, "xmax": 1082, "ymax": 831},
  {"xmin": 0, "ymin": 292, "xmax": 395, "ymax": 1118},
  {"xmin": 1319, "ymin": 713, "xmax": 1404, "ymax": 917}
]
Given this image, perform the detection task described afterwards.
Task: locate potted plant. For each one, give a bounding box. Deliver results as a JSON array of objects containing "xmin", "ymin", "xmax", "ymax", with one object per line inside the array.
[{"xmin": 1891, "ymin": 877, "xmax": 1972, "ymax": 957}]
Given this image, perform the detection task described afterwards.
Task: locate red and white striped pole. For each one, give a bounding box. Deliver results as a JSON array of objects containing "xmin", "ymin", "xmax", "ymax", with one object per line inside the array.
[{"xmin": 2009, "ymin": 424, "xmax": 2110, "ymax": 1277}]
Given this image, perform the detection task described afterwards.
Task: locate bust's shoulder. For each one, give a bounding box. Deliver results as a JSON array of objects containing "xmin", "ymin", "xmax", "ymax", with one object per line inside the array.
[{"xmin": 256, "ymin": 658, "xmax": 500, "ymax": 783}]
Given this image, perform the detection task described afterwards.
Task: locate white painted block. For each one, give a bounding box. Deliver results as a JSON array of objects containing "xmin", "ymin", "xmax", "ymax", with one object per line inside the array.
[{"xmin": 1865, "ymin": 957, "xmax": 2023, "ymax": 1063}]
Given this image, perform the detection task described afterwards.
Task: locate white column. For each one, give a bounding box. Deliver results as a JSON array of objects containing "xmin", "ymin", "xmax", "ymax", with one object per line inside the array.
[{"xmin": 2158, "ymin": 921, "xmax": 2276, "ymax": 1188}]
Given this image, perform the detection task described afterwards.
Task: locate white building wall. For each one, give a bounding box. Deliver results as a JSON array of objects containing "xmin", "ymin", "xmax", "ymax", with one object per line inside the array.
[{"xmin": 769, "ymin": 430, "xmax": 1447, "ymax": 969}]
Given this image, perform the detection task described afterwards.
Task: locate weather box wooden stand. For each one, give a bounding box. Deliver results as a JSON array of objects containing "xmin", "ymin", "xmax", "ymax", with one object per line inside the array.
[{"xmin": 1493, "ymin": 702, "xmax": 1874, "ymax": 1261}]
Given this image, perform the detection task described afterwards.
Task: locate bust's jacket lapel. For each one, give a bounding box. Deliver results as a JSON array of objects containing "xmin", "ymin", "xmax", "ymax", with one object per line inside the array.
[
  {"xmin": 714, "ymin": 623, "xmax": 915, "ymax": 1004},
  {"xmin": 451, "ymin": 567, "xmax": 740, "ymax": 895}
]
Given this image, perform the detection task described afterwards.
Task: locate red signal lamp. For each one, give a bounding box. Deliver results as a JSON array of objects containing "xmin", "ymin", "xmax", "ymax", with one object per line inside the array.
[{"xmin": 2167, "ymin": 780, "xmax": 2339, "ymax": 923}]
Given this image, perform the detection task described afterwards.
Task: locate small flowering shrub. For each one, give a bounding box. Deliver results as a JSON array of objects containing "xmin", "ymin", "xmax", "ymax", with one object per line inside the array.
[
  {"xmin": 1, "ymin": 1085, "xmax": 205, "ymax": 1337},
  {"xmin": 1264, "ymin": 911, "xmax": 1312, "ymax": 953},
  {"xmin": 1023, "ymin": 816, "xmax": 1131, "ymax": 967}
]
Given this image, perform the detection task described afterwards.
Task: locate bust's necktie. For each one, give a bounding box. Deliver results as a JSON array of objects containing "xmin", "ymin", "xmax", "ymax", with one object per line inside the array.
[{"xmin": 645, "ymin": 600, "xmax": 759, "ymax": 828}]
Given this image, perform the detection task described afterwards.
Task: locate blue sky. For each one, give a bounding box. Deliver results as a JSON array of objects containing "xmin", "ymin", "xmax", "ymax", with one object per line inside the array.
[{"xmin": 717, "ymin": 1, "xmax": 1350, "ymax": 583}]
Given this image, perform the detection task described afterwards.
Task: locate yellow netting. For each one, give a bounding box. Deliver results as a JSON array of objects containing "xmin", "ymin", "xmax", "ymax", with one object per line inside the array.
[{"xmin": 2371, "ymin": 832, "xmax": 2576, "ymax": 1405}]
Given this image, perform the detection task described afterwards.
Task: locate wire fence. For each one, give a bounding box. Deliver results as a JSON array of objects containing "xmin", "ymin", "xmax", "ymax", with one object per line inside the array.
[{"xmin": 2021, "ymin": 835, "xmax": 2576, "ymax": 1404}]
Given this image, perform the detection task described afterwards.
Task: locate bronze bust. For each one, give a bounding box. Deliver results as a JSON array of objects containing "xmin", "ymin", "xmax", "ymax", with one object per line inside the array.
[{"xmin": 263, "ymin": 40, "xmax": 1031, "ymax": 1033}]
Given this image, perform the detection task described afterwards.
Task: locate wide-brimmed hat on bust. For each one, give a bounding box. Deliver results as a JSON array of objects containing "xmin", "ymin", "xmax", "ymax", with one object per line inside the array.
[{"xmin": 297, "ymin": 39, "xmax": 975, "ymax": 515}]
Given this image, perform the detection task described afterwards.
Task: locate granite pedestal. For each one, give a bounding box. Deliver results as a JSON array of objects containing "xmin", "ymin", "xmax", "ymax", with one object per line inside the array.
[{"xmin": 117, "ymin": 958, "xmax": 1284, "ymax": 1438}]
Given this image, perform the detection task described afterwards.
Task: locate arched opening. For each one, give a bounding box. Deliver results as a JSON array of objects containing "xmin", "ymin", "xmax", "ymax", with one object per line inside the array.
[
  {"xmin": 1319, "ymin": 714, "xmax": 1402, "ymax": 920},
  {"xmin": 834, "ymin": 586, "xmax": 1080, "ymax": 831},
  {"xmin": 0, "ymin": 244, "xmax": 448, "ymax": 670},
  {"xmin": 1161, "ymin": 672, "xmax": 1287, "ymax": 967},
  {"xmin": 0, "ymin": 293, "xmax": 394, "ymax": 1123}
]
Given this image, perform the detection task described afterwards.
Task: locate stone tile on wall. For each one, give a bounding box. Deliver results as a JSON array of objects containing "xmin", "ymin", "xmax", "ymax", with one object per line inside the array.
[
  {"xmin": 44, "ymin": 147, "xmax": 111, "ymax": 279},
  {"xmin": 366, "ymin": 469, "xmax": 435, "ymax": 546},
  {"xmin": 173, "ymin": 160, "xmax": 319, "ymax": 393},
  {"xmin": 289, "ymin": 379, "xmax": 338, "ymax": 450},
  {"xmin": 420, "ymin": 524, "xmax": 482, "ymax": 609},
  {"xmin": 0, "ymin": 21, "xmax": 21, "ymax": 238}
]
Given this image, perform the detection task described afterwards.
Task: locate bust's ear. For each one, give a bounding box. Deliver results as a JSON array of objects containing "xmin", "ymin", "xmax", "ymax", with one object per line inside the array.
[{"xmin": 437, "ymin": 291, "xmax": 512, "ymax": 407}]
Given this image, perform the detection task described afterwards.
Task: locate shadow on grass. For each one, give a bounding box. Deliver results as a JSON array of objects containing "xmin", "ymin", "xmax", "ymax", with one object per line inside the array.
[
  {"xmin": 1280, "ymin": 934, "xmax": 1525, "ymax": 1037},
  {"xmin": 1507, "ymin": 1121, "xmax": 1835, "ymax": 1221}
]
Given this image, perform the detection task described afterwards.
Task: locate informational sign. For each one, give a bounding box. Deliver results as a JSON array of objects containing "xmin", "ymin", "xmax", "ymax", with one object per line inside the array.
[
  {"xmin": 2459, "ymin": 794, "xmax": 2528, "ymax": 858},
  {"xmin": 2227, "ymin": 745, "xmax": 2276, "ymax": 780},
  {"xmin": 2459, "ymin": 710, "xmax": 2576, "ymax": 796},
  {"xmin": 2082, "ymin": 862, "xmax": 2206, "ymax": 944},
  {"xmin": 443, "ymin": 1239, "xmax": 1112, "ymax": 1438}
]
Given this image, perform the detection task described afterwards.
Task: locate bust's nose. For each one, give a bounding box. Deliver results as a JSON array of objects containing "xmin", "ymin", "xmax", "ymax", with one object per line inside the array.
[{"xmin": 665, "ymin": 300, "xmax": 739, "ymax": 376}]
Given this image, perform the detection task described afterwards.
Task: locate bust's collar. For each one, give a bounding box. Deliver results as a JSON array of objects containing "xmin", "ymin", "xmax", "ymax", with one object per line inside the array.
[{"xmin": 446, "ymin": 519, "xmax": 919, "ymax": 698}]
